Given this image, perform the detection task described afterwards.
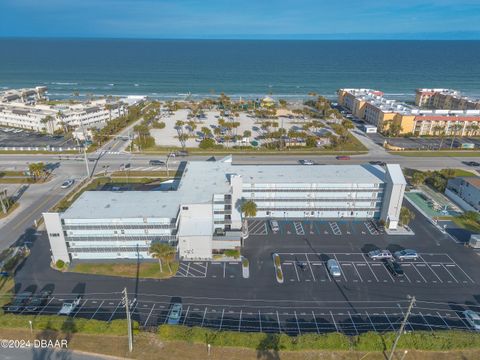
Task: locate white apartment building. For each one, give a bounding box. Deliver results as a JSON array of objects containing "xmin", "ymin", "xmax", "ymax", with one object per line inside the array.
[
  {"xmin": 44, "ymin": 158, "xmax": 407, "ymax": 263},
  {"xmin": 0, "ymin": 87, "xmax": 125, "ymax": 134}
]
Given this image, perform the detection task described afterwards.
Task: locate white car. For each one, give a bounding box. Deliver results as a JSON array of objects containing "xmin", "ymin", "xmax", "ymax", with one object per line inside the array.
[
  {"xmin": 368, "ymin": 249, "xmax": 393, "ymax": 260},
  {"xmin": 58, "ymin": 296, "xmax": 82, "ymax": 316},
  {"xmin": 464, "ymin": 310, "xmax": 480, "ymax": 331},
  {"xmin": 60, "ymin": 179, "xmax": 74, "ymax": 189},
  {"xmin": 394, "ymin": 249, "xmax": 418, "ymax": 261},
  {"xmin": 269, "ymin": 220, "xmax": 280, "ymax": 233},
  {"xmin": 299, "ymin": 159, "xmax": 315, "ymax": 165},
  {"xmin": 327, "ymin": 259, "xmax": 342, "ymax": 277}
]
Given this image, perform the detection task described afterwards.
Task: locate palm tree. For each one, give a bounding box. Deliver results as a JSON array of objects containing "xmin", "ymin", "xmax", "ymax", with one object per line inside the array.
[
  {"xmin": 149, "ymin": 243, "xmax": 176, "ymax": 274},
  {"xmin": 240, "ymin": 200, "xmax": 257, "ymax": 239},
  {"xmin": 449, "ymin": 123, "xmax": 464, "ymax": 149},
  {"xmin": 28, "ymin": 162, "xmax": 45, "ymax": 181}
]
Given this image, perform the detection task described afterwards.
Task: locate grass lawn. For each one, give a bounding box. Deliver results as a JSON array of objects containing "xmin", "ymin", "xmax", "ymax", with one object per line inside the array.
[
  {"xmin": 451, "ymin": 169, "xmax": 477, "ymax": 177},
  {"xmin": 0, "ymin": 150, "xmax": 78, "ymax": 154},
  {"xmin": 0, "ymin": 276, "xmax": 15, "ymax": 311},
  {"xmin": 0, "ymin": 202, "xmax": 20, "ymax": 219},
  {"xmin": 69, "ymin": 261, "xmax": 179, "ymax": 279},
  {"xmin": 452, "ymin": 217, "xmax": 480, "ymax": 233},
  {"xmin": 391, "ymin": 151, "xmax": 480, "ymax": 157}
]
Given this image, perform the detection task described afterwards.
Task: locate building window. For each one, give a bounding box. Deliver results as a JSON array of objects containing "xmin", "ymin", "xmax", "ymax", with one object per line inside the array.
[
  {"xmin": 182, "ymin": 206, "xmax": 189, "ymax": 210},
  {"xmin": 49, "ymin": 233, "xmax": 60, "ymax": 237}
]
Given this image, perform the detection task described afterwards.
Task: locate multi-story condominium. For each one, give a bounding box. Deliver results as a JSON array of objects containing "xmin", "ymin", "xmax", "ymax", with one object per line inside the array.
[
  {"xmin": 0, "ymin": 87, "xmax": 125, "ymax": 134},
  {"xmin": 338, "ymin": 89, "xmax": 480, "ymax": 137},
  {"xmin": 44, "ymin": 157, "xmax": 406, "ymax": 263},
  {"xmin": 445, "ymin": 177, "xmax": 480, "ymax": 212},
  {"xmin": 416, "ymin": 89, "xmax": 480, "ymax": 110}
]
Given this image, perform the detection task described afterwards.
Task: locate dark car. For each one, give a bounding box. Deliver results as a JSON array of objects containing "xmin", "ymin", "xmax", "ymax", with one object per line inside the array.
[
  {"xmin": 336, "ymin": 155, "xmax": 351, "ymax": 160},
  {"xmin": 383, "ymin": 259, "xmax": 404, "ymax": 276},
  {"xmin": 464, "ymin": 161, "xmax": 480, "ymax": 167},
  {"xmin": 149, "ymin": 160, "xmax": 166, "ymax": 166},
  {"xmin": 369, "ymin": 161, "xmax": 386, "ymax": 166},
  {"xmin": 25, "ymin": 290, "xmax": 52, "ymax": 312},
  {"xmin": 6, "ymin": 291, "xmax": 33, "ymax": 313}
]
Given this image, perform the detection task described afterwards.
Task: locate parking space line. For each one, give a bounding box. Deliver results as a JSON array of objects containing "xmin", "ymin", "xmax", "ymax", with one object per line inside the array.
[
  {"xmin": 348, "ymin": 311, "xmax": 359, "ymax": 335},
  {"xmin": 73, "ymin": 299, "xmax": 88, "ymax": 318},
  {"xmin": 447, "ymin": 258, "xmax": 475, "ymax": 283},
  {"xmin": 419, "ymin": 312, "xmax": 433, "ymax": 331},
  {"xmin": 312, "ymin": 311, "xmax": 320, "ymax": 334},
  {"xmin": 454, "ymin": 312, "xmax": 470, "ymax": 329},
  {"xmin": 276, "ymin": 311, "xmax": 282, "ymax": 332},
  {"xmin": 220, "ymin": 309, "xmax": 225, "ymax": 330},
  {"xmin": 411, "ymin": 264, "xmax": 428, "ymax": 282},
  {"xmin": 419, "ymin": 256, "xmax": 443, "ymax": 283},
  {"xmin": 201, "ymin": 307, "xmax": 208, "ymax": 327},
  {"xmin": 293, "ymin": 261, "xmax": 300, "ymax": 281},
  {"xmin": 436, "ymin": 312, "xmax": 451, "ymax": 330},
  {"xmin": 294, "ymin": 311, "xmax": 301, "ymax": 334},
  {"xmin": 107, "ymin": 301, "xmax": 122, "ymax": 323},
  {"xmin": 144, "ymin": 304, "xmax": 155, "ymax": 326},
  {"xmin": 38, "ymin": 297, "xmax": 55, "ymax": 316},
  {"xmin": 305, "ymin": 254, "xmax": 316, "ymax": 282},
  {"xmin": 238, "ymin": 310, "xmax": 242, "ymax": 331},
  {"xmin": 380, "ymin": 263, "xmax": 396, "ymax": 282},
  {"xmin": 330, "ymin": 311, "xmax": 339, "ymax": 332},
  {"xmin": 333, "ymin": 254, "xmax": 348, "ymax": 281},
  {"xmin": 90, "ymin": 300, "xmax": 105, "ymax": 320},
  {"xmin": 441, "ymin": 264, "xmax": 459, "ymax": 283},
  {"xmin": 223, "ymin": 262, "xmax": 226, "ymax": 278},
  {"xmin": 352, "ymin": 263, "xmax": 364, "ymax": 282},
  {"xmin": 383, "ymin": 312, "xmax": 396, "ymax": 331},
  {"xmin": 396, "ymin": 305, "xmax": 414, "ymax": 332},
  {"xmin": 182, "ymin": 305, "xmax": 190, "ymax": 325},
  {"xmin": 365, "ymin": 311, "xmax": 377, "ymax": 332},
  {"xmin": 258, "ymin": 311, "xmax": 262, "ymax": 332},
  {"xmin": 361, "ymin": 254, "xmax": 379, "ymax": 282}
]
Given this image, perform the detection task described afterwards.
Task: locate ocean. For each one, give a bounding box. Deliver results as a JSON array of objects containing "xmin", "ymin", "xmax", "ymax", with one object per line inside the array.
[{"xmin": 0, "ymin": 39, "xmax": 479, "ymax": 101}]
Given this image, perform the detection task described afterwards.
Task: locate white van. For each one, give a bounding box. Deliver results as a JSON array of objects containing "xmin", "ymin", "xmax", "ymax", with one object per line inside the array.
[{"xmin": 269, "ymin": 220, "xmax": 279, "ymax": 233}]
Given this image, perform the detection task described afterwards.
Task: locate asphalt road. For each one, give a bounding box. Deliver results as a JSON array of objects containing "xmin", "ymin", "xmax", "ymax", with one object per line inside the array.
[{"xmin": 0, "ymin": 348, "xmax": 109, "ymax": 360}]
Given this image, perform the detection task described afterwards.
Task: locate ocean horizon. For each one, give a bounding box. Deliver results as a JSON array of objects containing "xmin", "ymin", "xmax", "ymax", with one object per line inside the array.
[{"xmin": 1, "ymin": 38, "xmax": 479, "ymax": 101}]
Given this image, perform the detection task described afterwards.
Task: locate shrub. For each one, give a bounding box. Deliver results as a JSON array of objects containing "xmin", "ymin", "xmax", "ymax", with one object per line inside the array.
[
  {"xmin": 224, "ymin": 249, "xmax": 240, "ymax": 258},
  {"xmin": 199, "ymin": 138, "xmax": 216, "ymax": 149},
  {"xmin": 276, "ymin": 268, "xmax": 283, "ymax": 280},
  {"xmin": 55, "ymin": 259, "xmax": 65, "ymax": 269},
  {"xmin": 152, "ymin": 121, "xmax": 166, "ymax": 129},
  {"xmin": 274, "ymin": 254, "xmax": 281, "ymax": 267},
  {"xmin": 242, "ymin": 258, "xmax": 249, "ymax": 267}
]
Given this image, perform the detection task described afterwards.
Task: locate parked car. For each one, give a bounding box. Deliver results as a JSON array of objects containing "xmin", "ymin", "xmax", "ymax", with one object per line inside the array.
[
  {"xmin": 464, "ymin": 161, "xmax": 480, "ymax": 167},
  {"xmin": 60, "ymin": 179, "xmax": 74, "ymax": 189},
  {"xmin": 299, "ymin": 159, "xmax": 315, "ymax": 165},
  {"xmin": 327, "ymin": 259, "xmax": 342, "ymax": 277},
  {"xmin": 296, "ymin": 261, "xmax": 307, "ymax": 271},
  {"xmin": 336, "ymin": 156, "xmax": 351, "ymax": 160},
  {"xmin": 149, "ymin": 160, "xmax": 165, "ymax": 166},
  {"xmin": 6, "ymin": 291, "xmax": 33, "ymax": 313},
  {"xmin": 383, "ymin": 258, "xmax": 404, "ymax": 276},
  {"xmin": 463, "ymin": 310, "xmax": 480, "ymax": 331},
  {"xmin": 369, "ymin": 161, "xmax": 386, "ymax": 166},
  {"xmin": 368, "ymin": 249, "xmax": 393, "ymax": 260},
  {"xmin": 25, "ymin": 290, "xmax": 52, "ymax": 312},
  {"xmin": 269, "ymin": 220, "xmax": 280, "ymax": 233},
  {"xmin": 394, "ymin": 249, "xmax": 418, "ymax": 261},
  {"xmin": 58, "ymin": 296, "xmax": 82, "ymax": 316},
  {"xmin": 167, "ymin": 303, "xmax": 183, "ymax": 325}
]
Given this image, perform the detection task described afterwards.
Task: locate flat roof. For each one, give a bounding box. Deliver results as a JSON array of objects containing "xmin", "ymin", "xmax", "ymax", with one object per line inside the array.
[{"xmin": 61, "ymin": 160, "xmax": 395, "ymax": 220}]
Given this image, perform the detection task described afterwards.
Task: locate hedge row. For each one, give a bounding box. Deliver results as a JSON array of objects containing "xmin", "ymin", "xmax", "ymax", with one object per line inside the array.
[
  {"xmin": 158, "ymin": 325, "xmax": 480, "ymax": 352},
  {"xmin": 0, "ymin": 314, "xmax": 139, "ymax": 336}
]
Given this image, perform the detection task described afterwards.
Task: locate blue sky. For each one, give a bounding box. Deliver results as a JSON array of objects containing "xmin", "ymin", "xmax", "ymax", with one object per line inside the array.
[{"xmin": 1, "ymin": 0, "xmax": 479, "ymax": 39}]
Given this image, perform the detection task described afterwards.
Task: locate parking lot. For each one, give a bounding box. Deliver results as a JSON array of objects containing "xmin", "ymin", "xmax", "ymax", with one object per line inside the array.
[
  {"xmin": 13, "ymin": 294, "xmax": 479, "ymax": 336},
  {"xmin": 175, "ymin": 261, "xmax": 243, "ymax": 279},
  {"xmin": 278, "ymin": 252, "xmax": 475, "ymax": 285},
  {"xmin": 0, "ymin": 126, "xmax": 76, "ymax": 148},
  {"xmin": 248, "ymin": 219, "xmax": 383, "ymax": 237}
]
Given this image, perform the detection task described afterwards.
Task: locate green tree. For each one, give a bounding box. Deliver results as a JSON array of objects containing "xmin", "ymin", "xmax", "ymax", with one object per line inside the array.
[
  {"xmin": 449, "ymin": 123, "xmax": 464, "ymax": 149},
  {"xmin": 399, "ymin": 207, "xmax": 415, "ymax": 226},
  {"xmin": 199, "ymin": 138, "xmax": 216, "ymax": 149},
  {"xmin": 411, "ymin": 171, "xmax": 426, "ymax": 186},
  {"xmin": 243, "ymin": 130, "xmax": 252, "ymax": 138},
  {"xmin": 28, "ymin": 162, "xmax": 45, "ymax": 181},
  {"xmin": 149, "ymin": 243, "xmax": 177, "ymax": 274},
  {"xmin": 240, "ymin": 200, "xmax": 257, "ymax": 237}
]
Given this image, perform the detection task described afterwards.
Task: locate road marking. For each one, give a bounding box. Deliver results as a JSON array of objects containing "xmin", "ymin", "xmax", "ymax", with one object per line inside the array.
[
  {"xmin": 411, "ymin": 263, "xmax": 428, "ymax": 282},
  {"xmin": 436, "ymin": 312, "xmax": 451, "ymax": 330},
  {"xmin": 276, "ymin": 311, "xmax": 282, "ymax": 332},
  {"xmin": 144, "ymin": 304, "xmax": 155, "ymax": 326},
  {"xmin": 220, "ymin": 309, "xmax": 225, "ymax": 330},
  {"xmin": 90, "ymin": 300, "xmax": 105, "ymax": 320},
  {"xmin": 294, "ymin": 310, "xmax": 301, "ymax": 334},
  {"xmin": 305, "ymin": 254, "xmax": 316, "ymax": 282},
  {"xmin": 383, "ymin": 311, "xmax": 396, "ymax": 331},
  {"xmin": 441, "ymin": 264, "xmax": 459, "ymax": 283},
  {"xmin": 238, "ymin": 309, "xmax": 243, "ymax": 332},
  {"xmin": 38, "ymin": 297, "xmax": 55, "ymax": 316},
  {"xmin": 348, "ymin": 311, "xmax": 358, "ymax": 335},
  {"xmin": 362, "ymin": 254, "xmax": 379, "ymax": 282},
  {"xmin": 182, "ymin": 306, "xmax": 190, "ymax": 325},
  {"xmin": 311, "ymin": 311, "xmax": 320, "ymax": 334},
  {"xmin": 419, "ymin": 311, "xmax": 433, "ymax": 331},
  {"xmin": 223, "ymin": 262, "xmax": 226, "ymax": 278},
  {"xmin": 12, "ymin": 191, "xmax": 58, "ymax": 230},
  {"xmin": 333, "ymin": 254, "xmax": 348, "ymax": 282},
  {"xmin": 365, "ymin": 311, "xmax": 377, "ymax": 332},
  {"xmin": 72, "ymin": 299, "xmax": 88, "ymax": 318},
  {"xmin": 330, "ymin": 311, "xmax": 339, "ymax": 332},
  {"xmin": 201, "ymin": 307, "xmax": 208, "ymax": 327},
  {"xmin": 352, "ymin": 263, "xmax": 364, "ymax": 282},
  {"xmin": 293, "ymin": 261, "xmax": 300, "ymax": 281},
  {"xmin": 108, "ymin": 301, "xmax": 122, "ymax": 323},
  {"xmin": 258, "ymin": 310, "xmax": 262, "ymax": 332}
]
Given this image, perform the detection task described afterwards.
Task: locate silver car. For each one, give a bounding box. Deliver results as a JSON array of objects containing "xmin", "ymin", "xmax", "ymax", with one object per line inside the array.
[
  {"xmin": 464, "ymin": 310, "xmax": 480, "ymax": 331},
  {"xmin": 167, "ymin": 303, "xmax": 183, "ymax": 325},
  {"xmin": 368, "ymin": 249, "xmax": 393, "ymax": 260},
  {"xmin": 394, "ymin": 249, "xmax": 418, "ymax": 261},
  {"xmin": 327, "ymin": 259, "xmax": 342, "ymax": 277}
]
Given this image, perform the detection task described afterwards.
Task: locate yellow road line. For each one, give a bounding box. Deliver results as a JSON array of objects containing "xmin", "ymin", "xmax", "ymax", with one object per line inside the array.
[{"xmin": 12, "ymin": 191, "xmax": 59, "ymax": 230}]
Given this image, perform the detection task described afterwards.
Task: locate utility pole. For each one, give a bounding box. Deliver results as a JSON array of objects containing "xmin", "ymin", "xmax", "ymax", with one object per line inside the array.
[
  {"xmin": 388, "ymin": 296, "xmax": 415, "ymax": 360},
  {"xmin": 83, "ymin": 146, "xmax": 90, "ymax": 178},
  {"xmin": 123, "ymin": 287, "xmax": 133, "ymax": 353}
]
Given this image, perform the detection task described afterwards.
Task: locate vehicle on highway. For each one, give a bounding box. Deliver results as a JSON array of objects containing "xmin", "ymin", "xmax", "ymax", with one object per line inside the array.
[
  {"xmin": 25, "ymin": 290, "xmax": 52, "ymax": 312},
  {"xmin": 58, "ymin": 296, "xmax": 82, "ymax": 316},
  {"xmin": 269, "ymin": 220, "xmax": 280, "ymax": 233},
  {"xmin": 368, "ymin": 249, "xmax": 393, "ymax": 260},
  {"xmin": 149, "ymin": 160, "xmax": 166, "ymax": 166},
  {"xmin": 299, "ymin": 159, "xmax": 315, "ymax": 165},
  {"xmin": 60, "ymin": 179, "xmax": 74, "ymax": 189},
  {"xmin": 6, "ymin": 291, "xmax": 33, "ymax": 313},
  {"xmin": 394, "ymin": 249, "xmax": 418, "ymax": 261},
  {"xmin": 383, "ymin": 258, "xmax": 404, "ymax": 276},
  {"xmin": 463, "ymin": 310, "xmax": 480, "ymax": 331},
  {"xmin": 464, "ymin": 161, "xmax": 480, "ymax": 167},
  {"xmin": 327, "ymin": 259, "xmax": 342, "ymax": 277},
  {"xmin": 369, "ymin": 161, "xmax": 386, "ymax": 166},
  {"xmin": 167, "ymin": 303, "xmax": 183, "ymax": 325},
  {"xmin": 336, "ymin": 155, "xmax": 351, "ymax": 160}
]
